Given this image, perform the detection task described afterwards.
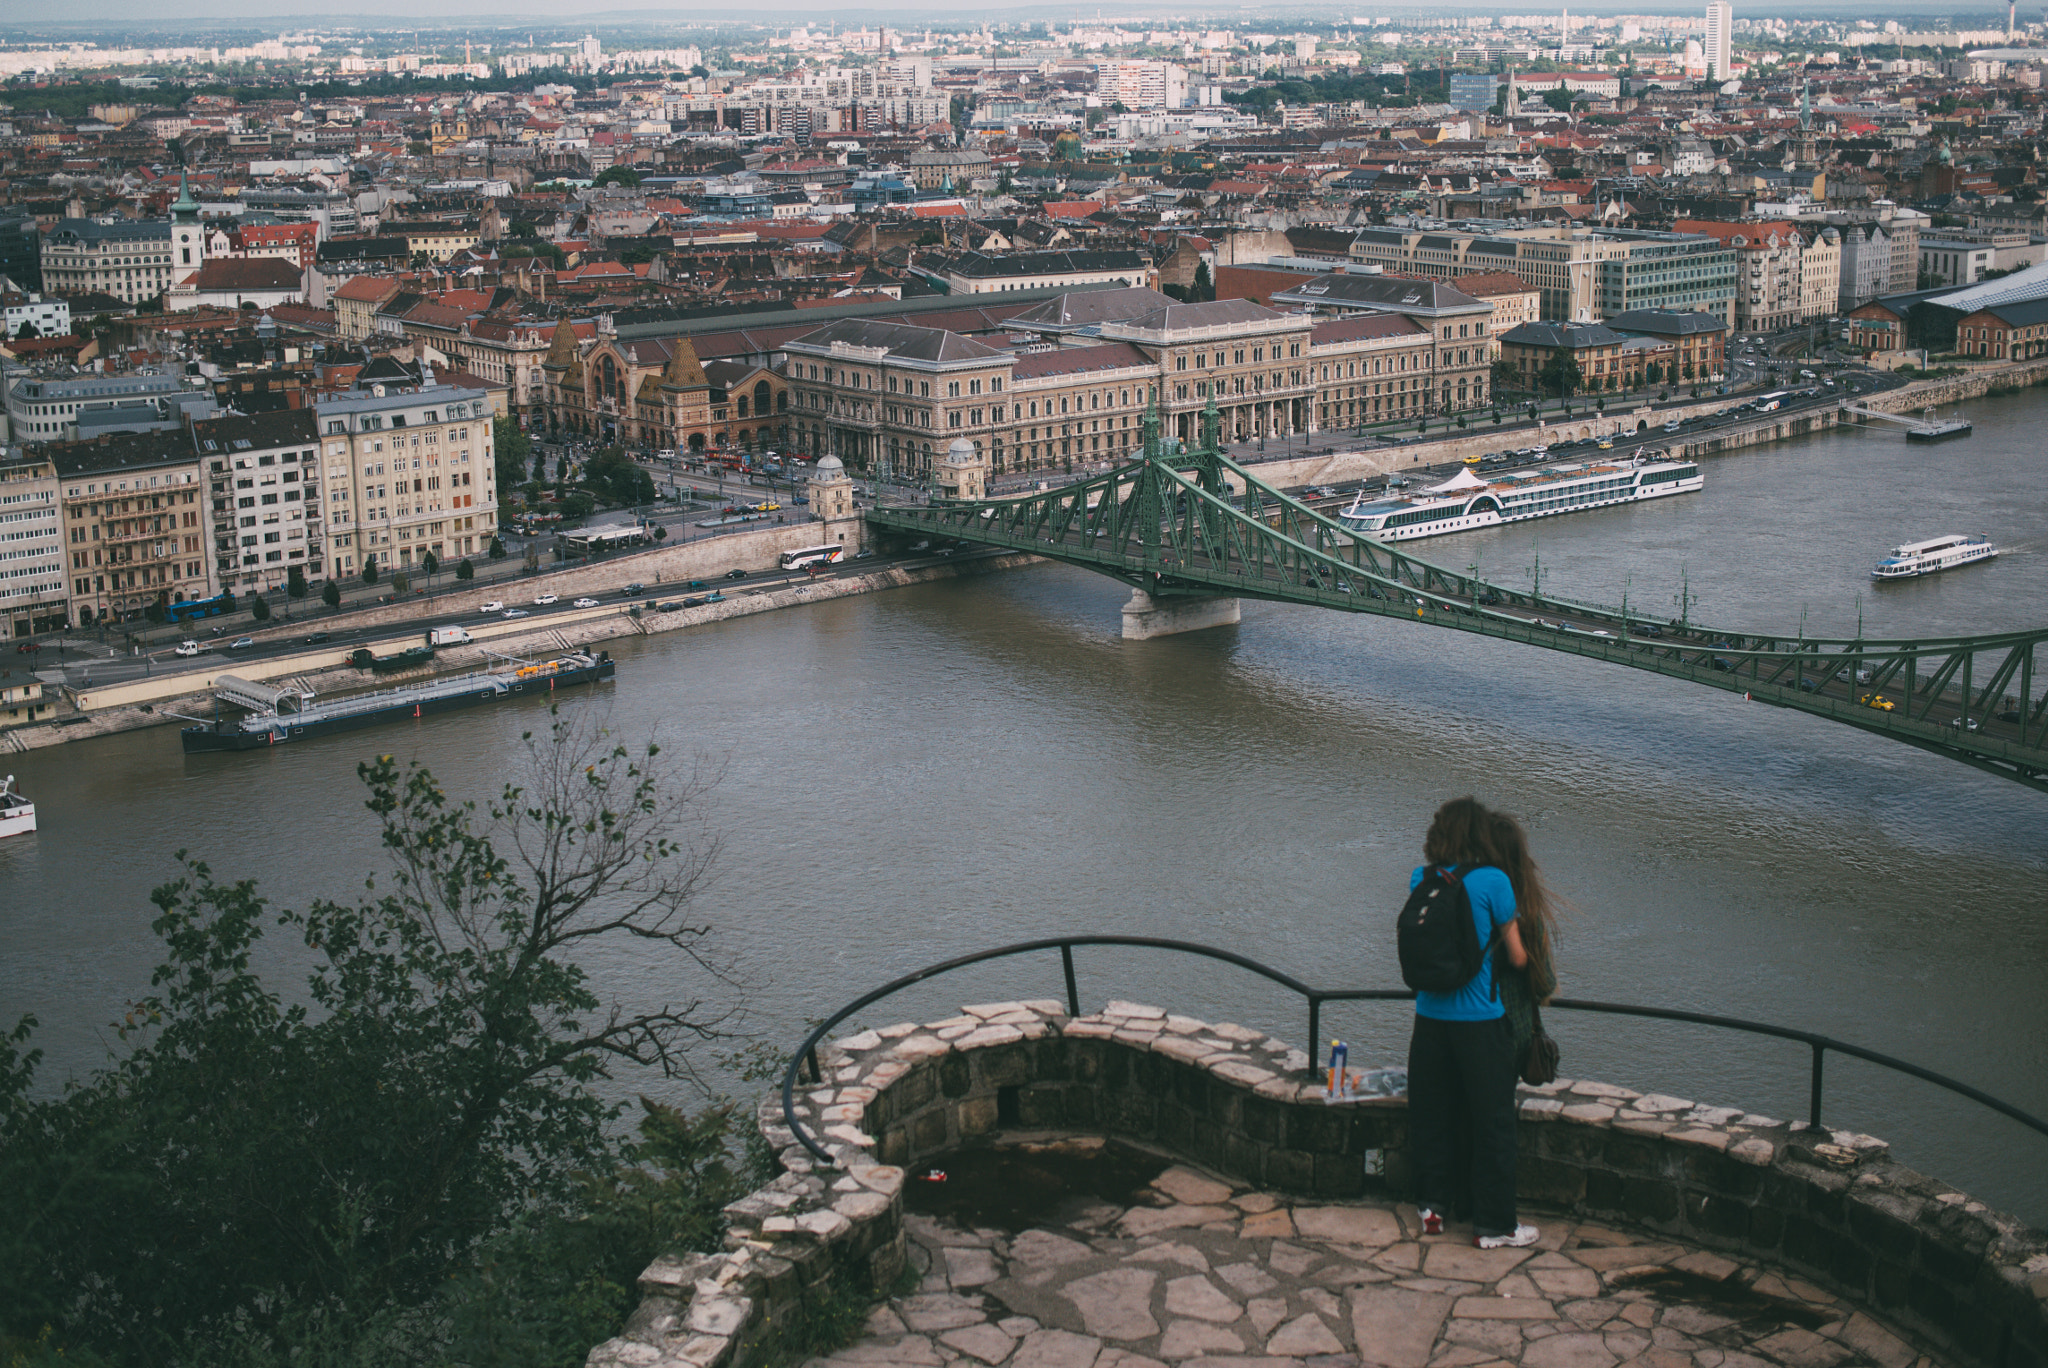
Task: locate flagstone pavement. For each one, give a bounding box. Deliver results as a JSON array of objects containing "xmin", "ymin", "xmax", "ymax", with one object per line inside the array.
[{"xmin": 802, "ymin": 1146, "xmax": 1940, "ymax": 1368}]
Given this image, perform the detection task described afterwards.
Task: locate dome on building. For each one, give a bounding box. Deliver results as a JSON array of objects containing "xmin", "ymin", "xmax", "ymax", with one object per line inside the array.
[
  {"xmin": 813, "ymin": 453, "xmax": 846, "ymax": 476},
  {"xmin": 945, "ymin": 437, "xmax": 976, "ymax": 463}
]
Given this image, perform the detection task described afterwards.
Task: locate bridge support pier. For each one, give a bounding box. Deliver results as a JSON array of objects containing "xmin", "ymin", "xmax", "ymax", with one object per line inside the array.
[{"xmin": 1121, "ymin": 589, "xmax": 1241, "ymax": 640}]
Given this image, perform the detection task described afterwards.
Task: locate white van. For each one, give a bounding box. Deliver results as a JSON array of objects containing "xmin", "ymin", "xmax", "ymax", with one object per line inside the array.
[
  {"xmin": 174, "ymin": 640, "xmax": 201, "ymax": 657},
  {"xmin": 428, "ymin": 626, "xmax": 474, "ymax": 646}
]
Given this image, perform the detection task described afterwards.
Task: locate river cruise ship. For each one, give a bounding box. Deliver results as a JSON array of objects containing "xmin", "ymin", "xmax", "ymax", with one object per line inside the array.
[
  {"xmin": 1871, "ymin": 535, "xmax": 1998, "ymax": 580},
  {"xmin": 1336, "ymin": 453, "xmax": 1703, "ymax": 542},
  {"xmin": 181, "ymin": 652, "xmax": 615, "ymax": 753}
]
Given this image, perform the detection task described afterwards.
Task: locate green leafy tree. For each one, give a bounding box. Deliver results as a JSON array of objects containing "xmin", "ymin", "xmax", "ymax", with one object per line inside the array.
[
  {"xmin": 390, "ymin": 571, "xmax": 410, "ymax": 594},
  {"xmin": 0, "ymin": 723, "xmax": 737, "ymax": 1365},
  {"xmin": 456, "ymin": 558, "xmax": 475, "ymax": 581},
  {"xmin": 321, "ymin": 579, "xmax": 342, "ymax": 609},
  {"xmin": 534, "ymin": 452, "xmax": 550, "ymax": 483},
  {"xmin": 422, "ymin": 550, "xmax": 440, "ymax": 577},
  {"xmin": 593, "ymin": 166, "xmax": 643, "ymax": 188},
  {"xmin": 286, "ymin": 565, "xmax": 308, "ymax": 600},
  {"xmin": 489, "ymin": 536, "xmax": 507, "ymax": 561},
  {"xmin": 249, "ymin": 593, "xmax": 271, "ymax": 622},
  {"xmin": 1192, "ymin": 261, "xmax": 1214, "ymax": 302},
  {"xmin": 1541, "ymin": 352, "xmax": 1583, "ymax": 399},
  {"xmin": 495, "ymin": 418, "xmax": 534, "ymax": 492},
  {"xmin": 363, "ymin": 554, "xmax": 379, "ymax": 585},
  {"xmin": 586, "ymin": 448, "xmax": 657, "ymax": 505}
]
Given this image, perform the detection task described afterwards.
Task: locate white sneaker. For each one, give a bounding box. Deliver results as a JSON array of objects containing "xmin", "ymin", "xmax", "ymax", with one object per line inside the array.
[
  {"xmin": 1474, "ymin": 1224, "xmax": 1540, "ymax": 1249},
  {"xmin": 1418, "ymin": 1208, "xmax": 1444, "ymax": 1235}
]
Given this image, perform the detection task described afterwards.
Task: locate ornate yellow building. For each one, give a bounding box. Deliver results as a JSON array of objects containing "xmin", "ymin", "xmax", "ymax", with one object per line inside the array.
[{"xmin": 538, "ymin": 320, "xmax": 790, "ymax": 454}]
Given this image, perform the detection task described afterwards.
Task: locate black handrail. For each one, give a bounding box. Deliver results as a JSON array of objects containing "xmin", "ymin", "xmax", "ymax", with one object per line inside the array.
[{"xmin": 779, "ymin": 936, "xmax": 2048, "ymax": 1166}]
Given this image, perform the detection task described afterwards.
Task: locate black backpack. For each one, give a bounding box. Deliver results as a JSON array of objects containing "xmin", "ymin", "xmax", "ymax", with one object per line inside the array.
[{"xmin": 1397, "ymin": 864, "xmax": 1505, "ymax": 995}]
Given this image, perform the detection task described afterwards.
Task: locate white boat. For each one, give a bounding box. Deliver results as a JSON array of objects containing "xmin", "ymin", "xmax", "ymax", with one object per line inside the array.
[
  {"xmin": 1871, "ymin": 535, "xmax": 1998, "ymax": 580},
  {"xmin": 1336, "ymin": 452, "xmax": 1703, "ymax": 542},
  {"xmin": 0, "ymin": 774, "xmax": 35, "ymax": 839}
]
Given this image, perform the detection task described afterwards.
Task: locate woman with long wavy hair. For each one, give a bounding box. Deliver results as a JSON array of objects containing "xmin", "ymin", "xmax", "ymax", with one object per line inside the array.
[{"xmin": 1405, "ymin": 797, "xmax": 1551, "ymax": 1249}]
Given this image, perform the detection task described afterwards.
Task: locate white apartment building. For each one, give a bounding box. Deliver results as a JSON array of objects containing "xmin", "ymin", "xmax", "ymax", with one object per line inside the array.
[
  {"xmin": 1095, "ymin": 60, "xmax": 1190, "ymax": 110},
  {"xmin": 3, "ymin": 294, "xmax": 69, "ymax": 340},
  {"xmin": 0, "ymin": 449, "xmax": 68, "ymax": 636},
  {"xmin": 1705, "ymin": 2, "xmax": 1734, "ymax": 80},
  {"xmin": 314, "ymin": 384, "xmax": 497, "ymax": 579},
  {"xmin": 193, "ymin": 408, "xmax": 323, "ymax": 591}
]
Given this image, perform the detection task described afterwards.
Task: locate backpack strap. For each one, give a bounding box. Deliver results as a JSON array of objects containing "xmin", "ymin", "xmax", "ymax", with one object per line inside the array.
[{"xmin": 1443, "ymin": 865, "xmax": 1510, "ymax": 999}]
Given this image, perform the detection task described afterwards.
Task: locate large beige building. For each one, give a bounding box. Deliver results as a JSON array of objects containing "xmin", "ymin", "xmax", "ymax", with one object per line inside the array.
[
  {"xmin": 782, "ymin": 291, "xmax": 1493, "ymax": 478},
  {"xmin": 313, "ymin": 383, "xmax": 498, "ymax": 579},
  {"xmin": 51, "ymin": 430, "xmax": 218, "ymax": 625}
]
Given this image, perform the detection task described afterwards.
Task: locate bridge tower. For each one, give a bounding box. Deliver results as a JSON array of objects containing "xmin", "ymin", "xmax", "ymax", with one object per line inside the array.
[
  {"xmin": 807, "ymin": 453, "xmax": 864, "ymax": 551},
  {"xmin": 1120, "ymin": 389, "xmax": 1242, "ymax": 642},
  {"xmin": 935, "ymin": 436, "xmax": 988, "ymax": 502}
]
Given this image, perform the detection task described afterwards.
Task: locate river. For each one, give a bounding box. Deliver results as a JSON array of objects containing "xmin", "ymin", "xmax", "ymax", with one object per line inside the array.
[{"xmin": 4, "ymin": 388, "xmax": 2045, "ymax": 1222}]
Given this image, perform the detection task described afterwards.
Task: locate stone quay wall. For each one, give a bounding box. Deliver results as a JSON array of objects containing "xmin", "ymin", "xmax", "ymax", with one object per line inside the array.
[{"xmin": 589, "ymin": 1001, "xmax": 2048, "ymax": 1368}]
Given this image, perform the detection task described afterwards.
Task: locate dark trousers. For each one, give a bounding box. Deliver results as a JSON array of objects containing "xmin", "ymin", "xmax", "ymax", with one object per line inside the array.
[{"xmin": 1406, "ymin": 1013, "xmax": 1520, "ymax": 1236}]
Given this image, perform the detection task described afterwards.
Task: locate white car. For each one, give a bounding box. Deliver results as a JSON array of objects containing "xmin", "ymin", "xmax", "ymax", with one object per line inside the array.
[
  {"xmin": 534, "ymin": 593, "xmax": 559, "ymax": 605},
  {"xmin": 572, "ymin": 596, "xmax": 599, "ymax": 608},
  {"xmin": 502, "ymin": 608, "xmax": 529, "ymax": 619},
  {"xmin": 480, "ymin": 600, "xmax": 504, "ymax": 613}
]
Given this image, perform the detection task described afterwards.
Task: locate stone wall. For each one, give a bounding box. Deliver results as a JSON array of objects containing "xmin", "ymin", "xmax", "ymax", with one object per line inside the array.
[{"xmin": 589, "ymin": 1001, "xmax": 2048, "ymax": 1368}]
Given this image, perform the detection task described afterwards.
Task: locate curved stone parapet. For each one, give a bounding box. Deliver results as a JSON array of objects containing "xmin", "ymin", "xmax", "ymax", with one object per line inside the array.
[{"xmin": 587, "ymin": 1001, "xmax": 2048, "ymax": 1368}]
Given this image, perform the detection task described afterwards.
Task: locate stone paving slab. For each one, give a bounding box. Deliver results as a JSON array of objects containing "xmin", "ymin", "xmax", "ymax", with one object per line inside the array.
[{"xmin": 801, "ymin": 1157, "xmax": 1948, "ymax": 1368}]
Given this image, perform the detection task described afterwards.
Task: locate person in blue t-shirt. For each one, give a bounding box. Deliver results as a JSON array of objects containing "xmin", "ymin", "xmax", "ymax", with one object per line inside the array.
[{"xmin": 1406, "ymin": 796, "xmax": 1553, "ymax": 1250}]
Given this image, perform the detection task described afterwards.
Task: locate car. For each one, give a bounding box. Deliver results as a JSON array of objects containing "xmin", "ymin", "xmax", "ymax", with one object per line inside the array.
[
  {"xmin": 655, "ymin": 601, "xmax": 684, "ymax": 613},
  {"xmin": 534, "ymin": 593, "xmax": 559, "ymax": 605},
  {"xmin": 1798, "ymin": 676, "xmax": 1821, "ymax": 692},
  {"xmin": 853, "ymin": 549, "xmax": 875, "ymax": 559},
  {"xmin": 573, "ymin": 597, "xmax": 600, "ymax": 608},
  {"xmin": 1998, "ymin": 708, "xmax": 2024, "ymax": 724},
  {"xmin": 621, "ymin": 582, "xmax": 645, "ymax": 596},
  {"xmin": 305, "ymin": 632, "xmax": 331, "ymax": 644},
  {"xmin": 174, "ymin": 640, "xmax": 201, "ymax": 657},
  {"xmin": 1596, "ymin": 439, "xmax": 1614, "ymax": 449},
  {"xmin": 686, "ymin": 579, "xmax": 707, "ymax": 590},
  {"xmin": 750, "ymin": 501, "xmax": 780, "ymax": 513},
  {"xmin": 502, "ymin": 608, "xmax": 530, "ymax": 619},
  {"xmin": 227, "ymin": 636, "xmax": 255, "ymax": 650},
  {"xmin": 1948, "ymin": 716, "xmax": 1981, "ymax": 732},
  {"xmin": 704, "ymin": 591, "xmax": 726, "ymax": 603},
  {"xmin": 1859, "ymin": 693, "xmax": 1895, "ymax": 711},
  {"xmin": 723, "ymin": 568, "xmax": 748, "ymax": 579},
  {"xmin": 481, "ymin": 600, "xmax": 504, "ymax": 613}
]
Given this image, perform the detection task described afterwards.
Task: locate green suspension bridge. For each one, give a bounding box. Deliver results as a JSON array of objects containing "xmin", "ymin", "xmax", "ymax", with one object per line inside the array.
[{"xmin": 864, "ymin": 399, "xmax": 2048, "ymax": 794}]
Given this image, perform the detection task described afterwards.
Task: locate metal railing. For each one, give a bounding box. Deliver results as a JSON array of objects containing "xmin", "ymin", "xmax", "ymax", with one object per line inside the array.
[{"xmin": 781, "ymin": 935, "xmax": 2048, "ymax": 1166}]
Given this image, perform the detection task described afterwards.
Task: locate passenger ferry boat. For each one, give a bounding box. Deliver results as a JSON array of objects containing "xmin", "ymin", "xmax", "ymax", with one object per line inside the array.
[
  {"xmin": 181, "ymin": 651, "xmax": 615, "ymax": 753},
  {"xmin": 1336, "ymin": 452, "xmax": 1703, "ymax": 542},
  {"xmin": 1871, "ymin": 535, "xmax": 1998, "ymax": 580},
  {"xmin": 0, "ymin": 774, "xmax": 36, "ymax": 839}
]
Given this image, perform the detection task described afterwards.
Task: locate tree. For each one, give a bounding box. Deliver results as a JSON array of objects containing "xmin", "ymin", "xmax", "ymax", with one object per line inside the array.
[
  {"xmin": 321, "ymin": 579, "xmax": 342, "ymax": 609},
  {"xmin": 653, "ymin": 526, "xmax": 668, "ymax": 542},
  {"xmin": 1541, "ymin": 352, "xmax": 1583, "ymax": 399},
  {"xmin": 250, "ymin": 593, "xmax": 271, "ymax": 622},
  {"xmin": 534, "ymin": 452, "xmax": 550, "ymax": 483},
  {"xmin": 0, "ymin": 722, "xmax": 738, "ymax": 1364},
  {"xmin": 363, "ymin": 554, "xmax": 379, "ymax": 585},
  {"xmin": 456, "ymin": 558, "xmax": 475, "ymax": 581},
  {"xmin": 1491, "ymin": 358, "xmax": 1521, "ymax": 395},
  {"xmin": 489, "ymin": 537, "xmax": 507, "ymax": 561},
  {"xmin": 14, "ymin": 320, "xmax": 37, "ymax": 340},
  {"xmin": 1192, "ymin": 261, "xmax": 1214, "ymax": 302},
  {"xmin": 495, "ymin": 417, "xmax": 534, "ymax": 493},
  {"xmin": 1542, "ymin": 87, "xmax": 1576, "ymax": 114},
  {"xmin": 593, "ymin": 166, "xmax": 643, "ymax": 188},
  {"xmin": 286, "ymin": 565, "xmax": 308, "ymax": 600},
  {"xmin": 422, "ymin": 550, "xmax": 440, "ymax": 577},
  {"xmin": 390, "ymin": 571, "xmax": 410, "ymax": 594}
]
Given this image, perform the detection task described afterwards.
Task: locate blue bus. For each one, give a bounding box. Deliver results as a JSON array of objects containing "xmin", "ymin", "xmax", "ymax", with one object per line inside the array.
[{"xmin": 164, "ymin": 593, "xmax": 235, "ymax": 623}]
